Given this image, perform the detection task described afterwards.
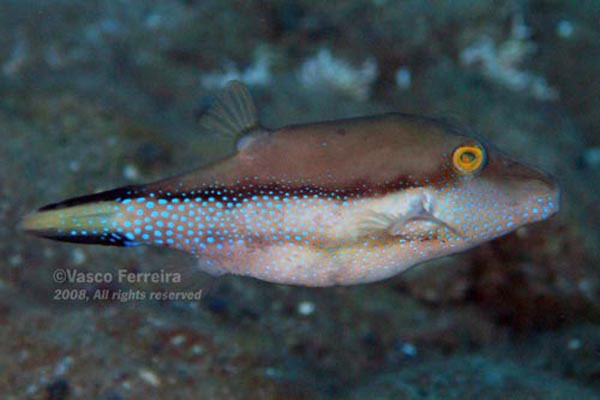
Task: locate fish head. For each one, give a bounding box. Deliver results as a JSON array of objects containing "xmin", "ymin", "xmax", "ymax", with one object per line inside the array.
[{"xmin": 430, "ymin": 137, "xmax": 560, "ymax": 245}]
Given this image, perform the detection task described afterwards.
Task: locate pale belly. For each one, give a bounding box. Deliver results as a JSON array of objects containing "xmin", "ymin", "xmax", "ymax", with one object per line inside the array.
[{"xmin": 196, "ymin": 236, "xmax": 445, "ymax": 286}]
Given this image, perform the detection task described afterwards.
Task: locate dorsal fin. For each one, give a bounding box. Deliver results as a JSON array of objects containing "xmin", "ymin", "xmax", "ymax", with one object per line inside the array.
[{"xmin": 199, "ymin": 81, "xmax": 260, "ymax": 144}]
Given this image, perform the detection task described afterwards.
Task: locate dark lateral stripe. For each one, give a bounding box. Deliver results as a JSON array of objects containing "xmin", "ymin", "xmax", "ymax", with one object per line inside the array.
[
  {"xmin": 147, "ymin": 173, "xmax": 453, "ymax": 203},
  {"xmin": 35, "ymin": 231, "xmax": 135, "ymax": 247},
  {"xmin": 39, "ymin": 170, "xmax": 454, "ymax": 213},
  {"xmin": 38, "ymin": 185, "xmax": 143, "ymax": 211}
]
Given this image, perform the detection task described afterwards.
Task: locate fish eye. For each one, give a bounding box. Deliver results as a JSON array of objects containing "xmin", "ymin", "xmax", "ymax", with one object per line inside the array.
[{"xmin": 452, "ymin": 144, "xmax": 486, "ymax": 174}]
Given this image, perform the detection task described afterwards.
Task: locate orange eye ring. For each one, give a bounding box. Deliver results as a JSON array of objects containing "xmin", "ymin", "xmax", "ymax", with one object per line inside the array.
[{"xmin": 452, "ymin": 144, "xmax": 485, "ymax": 174}]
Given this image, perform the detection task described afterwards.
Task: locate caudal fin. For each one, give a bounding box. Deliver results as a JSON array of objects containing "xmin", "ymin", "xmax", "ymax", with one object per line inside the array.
[{"xmin": 20, "ymin": 186, "xmax": 140, "ymax": 247}]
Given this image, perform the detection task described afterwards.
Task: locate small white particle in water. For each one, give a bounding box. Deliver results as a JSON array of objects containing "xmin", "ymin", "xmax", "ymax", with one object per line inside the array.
[
  {"xmin": 146, "ymin": 13, "xmax": 162, "ymax": 29},
  {"xmin": 190, "ymin": 344, "xmax": 205, "ymax": 355},
  {"xmin": 9, "ymin": 254, "xmax": 22, "ymax": 266},
  {"xmin": 68, "ymin": 160, "xmax": 80, "ymax": 172},
  {"xmin": 139, "ymin": 368, "xmax": 161, "ymax": 387},
  {"xmin": 297, "ymin": 301, "xmax": 315, "ymax": 315},
  {"xmin": 44, "ymin": 247, "xmax": 55, "ymax": 258},
  {"xmin": 170, "ymin": 335, "xmax": 186, "ymax": 346},
  {"xmin": 71, "ymin": 248, "xmax": 86, "ymax": 265},
  {"xmin": 123, "ymin": 164, "xmax": 140, "ymax": 180},
  {"xmin": 401, "ymin": 342, "xmax": 417, "ymax": 357},
  {"xmin": 26, "ymin": 384, "xmax": 38, "ymax": 396},
  {"xmin": 395, "ymin": 66, "xmax": 412, "ymax": 89},
  {"xmin": 584, "ymin": 148, "xmax": 600, "ymax": 168},
  {"xmin": 54, "ymin": 356, "xmax": 73, "ymax": 376},
  {"xmin": 557, "ymin": 20, "xmax": 574, "ymax": 38},
  {"xmin": 568, "ymin": 338, "xmax": 581, "ymax": 350}
]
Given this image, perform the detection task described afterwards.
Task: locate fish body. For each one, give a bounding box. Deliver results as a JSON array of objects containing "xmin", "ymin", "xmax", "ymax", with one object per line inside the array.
[{"xmin": 22, "ymin": 82, "xmax": 560, "ymax": 286}]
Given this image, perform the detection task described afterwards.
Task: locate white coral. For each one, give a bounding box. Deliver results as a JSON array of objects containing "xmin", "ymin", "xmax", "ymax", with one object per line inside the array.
[
  {"xmin": 460, "ymin": 15, "xmax": 559, "ymax": 101},
  {"xmin": 201, "ymin": 47, "xmax": 272, "ymax": 88},
  {"xmin": 298, "ymin": 48, "xmax": 378, "ymax": 101}
]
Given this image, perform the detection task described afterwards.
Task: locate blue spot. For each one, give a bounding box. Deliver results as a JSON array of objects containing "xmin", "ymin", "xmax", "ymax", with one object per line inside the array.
[
  {"xmin": 122, "ymin": 199, "xmax": 132, "ymax": 204},
  {"xmin": 125, "ymin": 233, "xmax": 135, "ymax": 240},
  {"xmin": 157, "ymin": 221, "xmax": 164, "ymax": 227},
  {"xmin": 155, "ymin": 231, "xmax": 162, "ymax": 237},
  {"xmin": 137, "ymin": 210, "xmax": 144, "ymax": 216},
  {"xmin": 124, "ymin": 221, "xmax": 132, "ymax": 227},
  {"xmin": 145, "ymin": 225, "xmax": 153, "ymax": 231},
  {"xmin": 158, "ymin": 199, "xmax": 168, "ymax": 205},
  {"xmin": 207, "ymin": 237, "xmax": 215, "ymax": 243}
]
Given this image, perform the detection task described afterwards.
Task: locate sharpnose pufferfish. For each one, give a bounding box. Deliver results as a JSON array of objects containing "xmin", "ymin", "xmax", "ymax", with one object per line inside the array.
[{"xmin": 21, "ymin": 81, "xmax": 560, "ymax": 286}]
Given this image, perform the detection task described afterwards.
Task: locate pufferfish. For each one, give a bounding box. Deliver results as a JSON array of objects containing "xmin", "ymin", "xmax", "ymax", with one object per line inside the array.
[{"xmin": 21, "ymin": 81, "xmax": 560, "ymax": 286}]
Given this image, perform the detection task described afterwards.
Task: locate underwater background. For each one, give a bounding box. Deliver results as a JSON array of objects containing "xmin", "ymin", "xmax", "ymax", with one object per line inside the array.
[{"xmin": 0, "ymin": 0, "xmax": 599, "ymax": 398}]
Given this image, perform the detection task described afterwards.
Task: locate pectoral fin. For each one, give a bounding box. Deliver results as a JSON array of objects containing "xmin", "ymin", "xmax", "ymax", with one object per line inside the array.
[{"xmin": 360, "ymin": 210, "xmax": 459, "ymax": 237}]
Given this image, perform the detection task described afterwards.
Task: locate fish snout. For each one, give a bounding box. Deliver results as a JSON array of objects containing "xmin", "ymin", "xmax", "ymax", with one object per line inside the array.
[{"xmin": 499, "ymin": 158, "xmax": 560, "ymax": 218}]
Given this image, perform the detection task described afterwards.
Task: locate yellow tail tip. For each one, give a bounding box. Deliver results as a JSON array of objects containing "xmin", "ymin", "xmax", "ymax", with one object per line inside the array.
[
  {"xmin": 19, "ymin": 202, "xmax": 133, "ymax": 247},
  {"xmin": 19, "ymin": 210, "xmax": 62, "ymax": 233}
]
